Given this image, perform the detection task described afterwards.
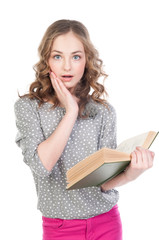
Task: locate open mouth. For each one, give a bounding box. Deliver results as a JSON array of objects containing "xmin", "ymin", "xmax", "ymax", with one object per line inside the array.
[
  {"xmin": 62, "ymin": 75, "xmax": 73, "ymax": 78},
  {"xmin": 61, "ymin": 75, "xmax": 73, "ymax": 82}
]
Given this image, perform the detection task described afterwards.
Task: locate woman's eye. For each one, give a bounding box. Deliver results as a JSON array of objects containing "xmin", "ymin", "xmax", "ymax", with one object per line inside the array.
[
  {"xmin": 53, "ymin": 55, "xmax": 61, "ymax": 60},
  {"xmin": 73, "ymin": 55, "xmax": 81, "ymax": 60}
]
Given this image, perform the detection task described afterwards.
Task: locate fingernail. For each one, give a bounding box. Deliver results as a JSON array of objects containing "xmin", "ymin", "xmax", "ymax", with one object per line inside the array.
[
  {"xmin": 136, "ymin": 146, "xmax": 141, "ymax": 149},
  {"xmin": 151, "ymin": 152, "xmax": 155, "ymax": 157}
]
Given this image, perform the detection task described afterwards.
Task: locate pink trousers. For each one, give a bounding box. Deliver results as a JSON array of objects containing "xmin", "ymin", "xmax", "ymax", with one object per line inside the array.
[{"xmin": 42, "ymin": 205, "xmax": 122, "ymax": 240}]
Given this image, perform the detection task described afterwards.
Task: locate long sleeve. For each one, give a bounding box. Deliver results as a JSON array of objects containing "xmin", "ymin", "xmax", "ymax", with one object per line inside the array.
[
  {"xmin": 14, "ymin": 97, "xmax": 119, "ymax": 219},
  {"xmin": 14, "ymin": 97, "xmax": 52, "ymax": 177},
  {"xmin": 99, "ymin": 104, "xmax": 117, "ymax": 150}
]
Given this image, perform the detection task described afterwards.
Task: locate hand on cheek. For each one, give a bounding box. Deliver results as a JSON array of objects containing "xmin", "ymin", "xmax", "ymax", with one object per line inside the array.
[
  {"xmin": 49, "ymin": 71, "xmax": 79, "ymax": 113},
  {"xmin": 124, "ymin": 146, "xmax": 155, "ymax": 182}
]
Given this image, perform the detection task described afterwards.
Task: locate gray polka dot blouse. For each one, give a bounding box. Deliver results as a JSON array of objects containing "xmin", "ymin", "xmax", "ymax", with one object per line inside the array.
[{"xmin": 14, "ymin": 96, "xmax": 119, "ymax": 219}]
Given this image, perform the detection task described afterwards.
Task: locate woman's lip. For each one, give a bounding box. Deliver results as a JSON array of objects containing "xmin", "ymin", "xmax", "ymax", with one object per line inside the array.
[{"xmin": 60, "ymin": 76, "xmax": 73, "ymax": 82}]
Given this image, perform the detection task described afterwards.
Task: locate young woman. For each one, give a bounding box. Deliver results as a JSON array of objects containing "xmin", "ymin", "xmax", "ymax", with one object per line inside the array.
[{"xmin": 14, "ymin": 19, "xmax": 155, "ymax": 240}]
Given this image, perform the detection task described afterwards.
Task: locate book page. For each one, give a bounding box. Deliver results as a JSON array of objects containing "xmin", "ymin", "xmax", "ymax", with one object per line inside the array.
[{"xmin": 116, "ymin": 132, "xmax": 149, "ymax": 154}]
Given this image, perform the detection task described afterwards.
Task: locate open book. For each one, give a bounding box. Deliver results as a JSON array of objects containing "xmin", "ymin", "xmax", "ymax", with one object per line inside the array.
[{"xmin": 66, "ymin": 131, "xmax": 158, "ymax": 190}]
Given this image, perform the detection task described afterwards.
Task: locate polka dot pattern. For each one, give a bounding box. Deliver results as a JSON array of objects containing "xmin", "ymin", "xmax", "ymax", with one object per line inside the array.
[{"xmin": 14, "ymin": 96, "xmax": 119, "ymax": 219}]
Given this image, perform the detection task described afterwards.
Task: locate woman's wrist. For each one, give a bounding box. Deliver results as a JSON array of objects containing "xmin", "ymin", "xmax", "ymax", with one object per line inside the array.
[
  {"xmin": 100, "ymin": 171, "xmax": 131, "ymax": 192},
  {"xmin": 65, "ymin": 108, "xmax": 79, "ymax": 118}
]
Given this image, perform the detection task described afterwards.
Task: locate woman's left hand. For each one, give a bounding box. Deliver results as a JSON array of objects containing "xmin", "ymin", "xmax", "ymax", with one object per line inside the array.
[{"xmin": 124, "ymin": 146, "xmax": 155, "ymax": 182}]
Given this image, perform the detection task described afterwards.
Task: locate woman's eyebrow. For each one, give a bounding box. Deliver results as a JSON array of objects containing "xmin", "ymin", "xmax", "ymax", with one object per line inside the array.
[{"xmin": 51, "ymin": 50, "xmax": 83, "ymax": 54}]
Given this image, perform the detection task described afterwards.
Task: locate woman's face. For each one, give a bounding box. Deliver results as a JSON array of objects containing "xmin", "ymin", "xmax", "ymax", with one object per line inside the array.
[{"xmin": 48, "ymin": 31, "xmax": 86, "ymax": 94}]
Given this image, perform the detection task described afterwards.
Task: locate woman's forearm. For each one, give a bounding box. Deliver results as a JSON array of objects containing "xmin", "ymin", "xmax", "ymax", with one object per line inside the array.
[{"xmin": 37, "ymin": 110, "xmax": 78, "ymax": 172}]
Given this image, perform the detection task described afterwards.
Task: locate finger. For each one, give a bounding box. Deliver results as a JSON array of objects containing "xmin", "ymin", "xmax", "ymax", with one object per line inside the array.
[
  {"xmin": 54, "ymin": 77, "xmax": 63, "ymax": 92},
  {"xmin": 49, "ymin": 72, "xmax": 55, "ymax": 86},
  {"xmin": 150, "ymin": 151, "xmax": 155, "ymax": 158},
  {"xmin": 51, "ymin": 71, "xmax": 57, "ymax": 78},
  {"xmin": 136, "ymin": 147, "xmax": 147, "ymax": 163},
  {"xmin": 49, "ymin": 72, "xmax": 62, "ymax": 92},
  {"xmin": 51, "ymin": 77, "xmax": 62, "ymax": 96},
  {"xmin": 50, "ymin": 72, "xmax": 65, "ymax": 92},
  {"xmin": 134, "ymin": 149, "xmax": 143, "ymax": 166},
  {"xmin": 50, "ymin": 71, "xmax": 57, "ymax": 82},
  {"xmin": 136, "ymin": 147, "xmax": 150, "ymax": 168},
  {"xmin": 130, "ymin": 151, "xmax": 137, "ymax": 166},
  {"xmin": 146, "ymin": 150, "xmax": 154, "ymax": 168}
]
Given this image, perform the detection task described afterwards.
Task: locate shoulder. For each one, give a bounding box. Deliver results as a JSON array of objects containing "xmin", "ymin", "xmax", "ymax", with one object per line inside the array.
[
  {"xmin": 87, "ymin": 98, "xmax": 116, "ymax": 119},
  {"xmin": 14, "ymin": 96, "xmax": 39, "ymax": 115}
]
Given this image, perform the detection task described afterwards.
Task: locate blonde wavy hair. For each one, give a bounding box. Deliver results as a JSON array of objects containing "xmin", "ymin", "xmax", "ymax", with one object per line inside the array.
[{"xmin": 19, "ymin": 19, "xmax": 109, "ymax": 118}]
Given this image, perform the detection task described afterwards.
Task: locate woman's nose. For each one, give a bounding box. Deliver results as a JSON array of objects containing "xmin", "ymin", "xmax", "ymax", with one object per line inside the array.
[{"xmin": 63, "ymin": 59, "xmax": 71, "ymax": 71}]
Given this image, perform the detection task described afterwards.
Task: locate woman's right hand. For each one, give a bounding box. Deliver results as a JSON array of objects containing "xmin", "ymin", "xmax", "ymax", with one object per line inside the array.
[
  {"xmin": 50, "ymin": 71, "xmax": 79, "ymax": 114},
  {"xmin": 124, "ymin": 146, "xmax": 155, "ymax": 182}
]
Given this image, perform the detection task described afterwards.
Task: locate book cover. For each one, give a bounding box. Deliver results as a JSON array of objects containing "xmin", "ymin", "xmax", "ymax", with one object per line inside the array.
[{"xmin": 66, "ymin": 131, "xmax": 158, "ymax": 190}]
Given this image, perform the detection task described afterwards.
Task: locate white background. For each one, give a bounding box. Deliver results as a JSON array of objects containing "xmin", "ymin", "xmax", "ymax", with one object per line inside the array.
[{"xmin": 0, "ymin": 0, "xmax": 159, "ymax": 239}]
